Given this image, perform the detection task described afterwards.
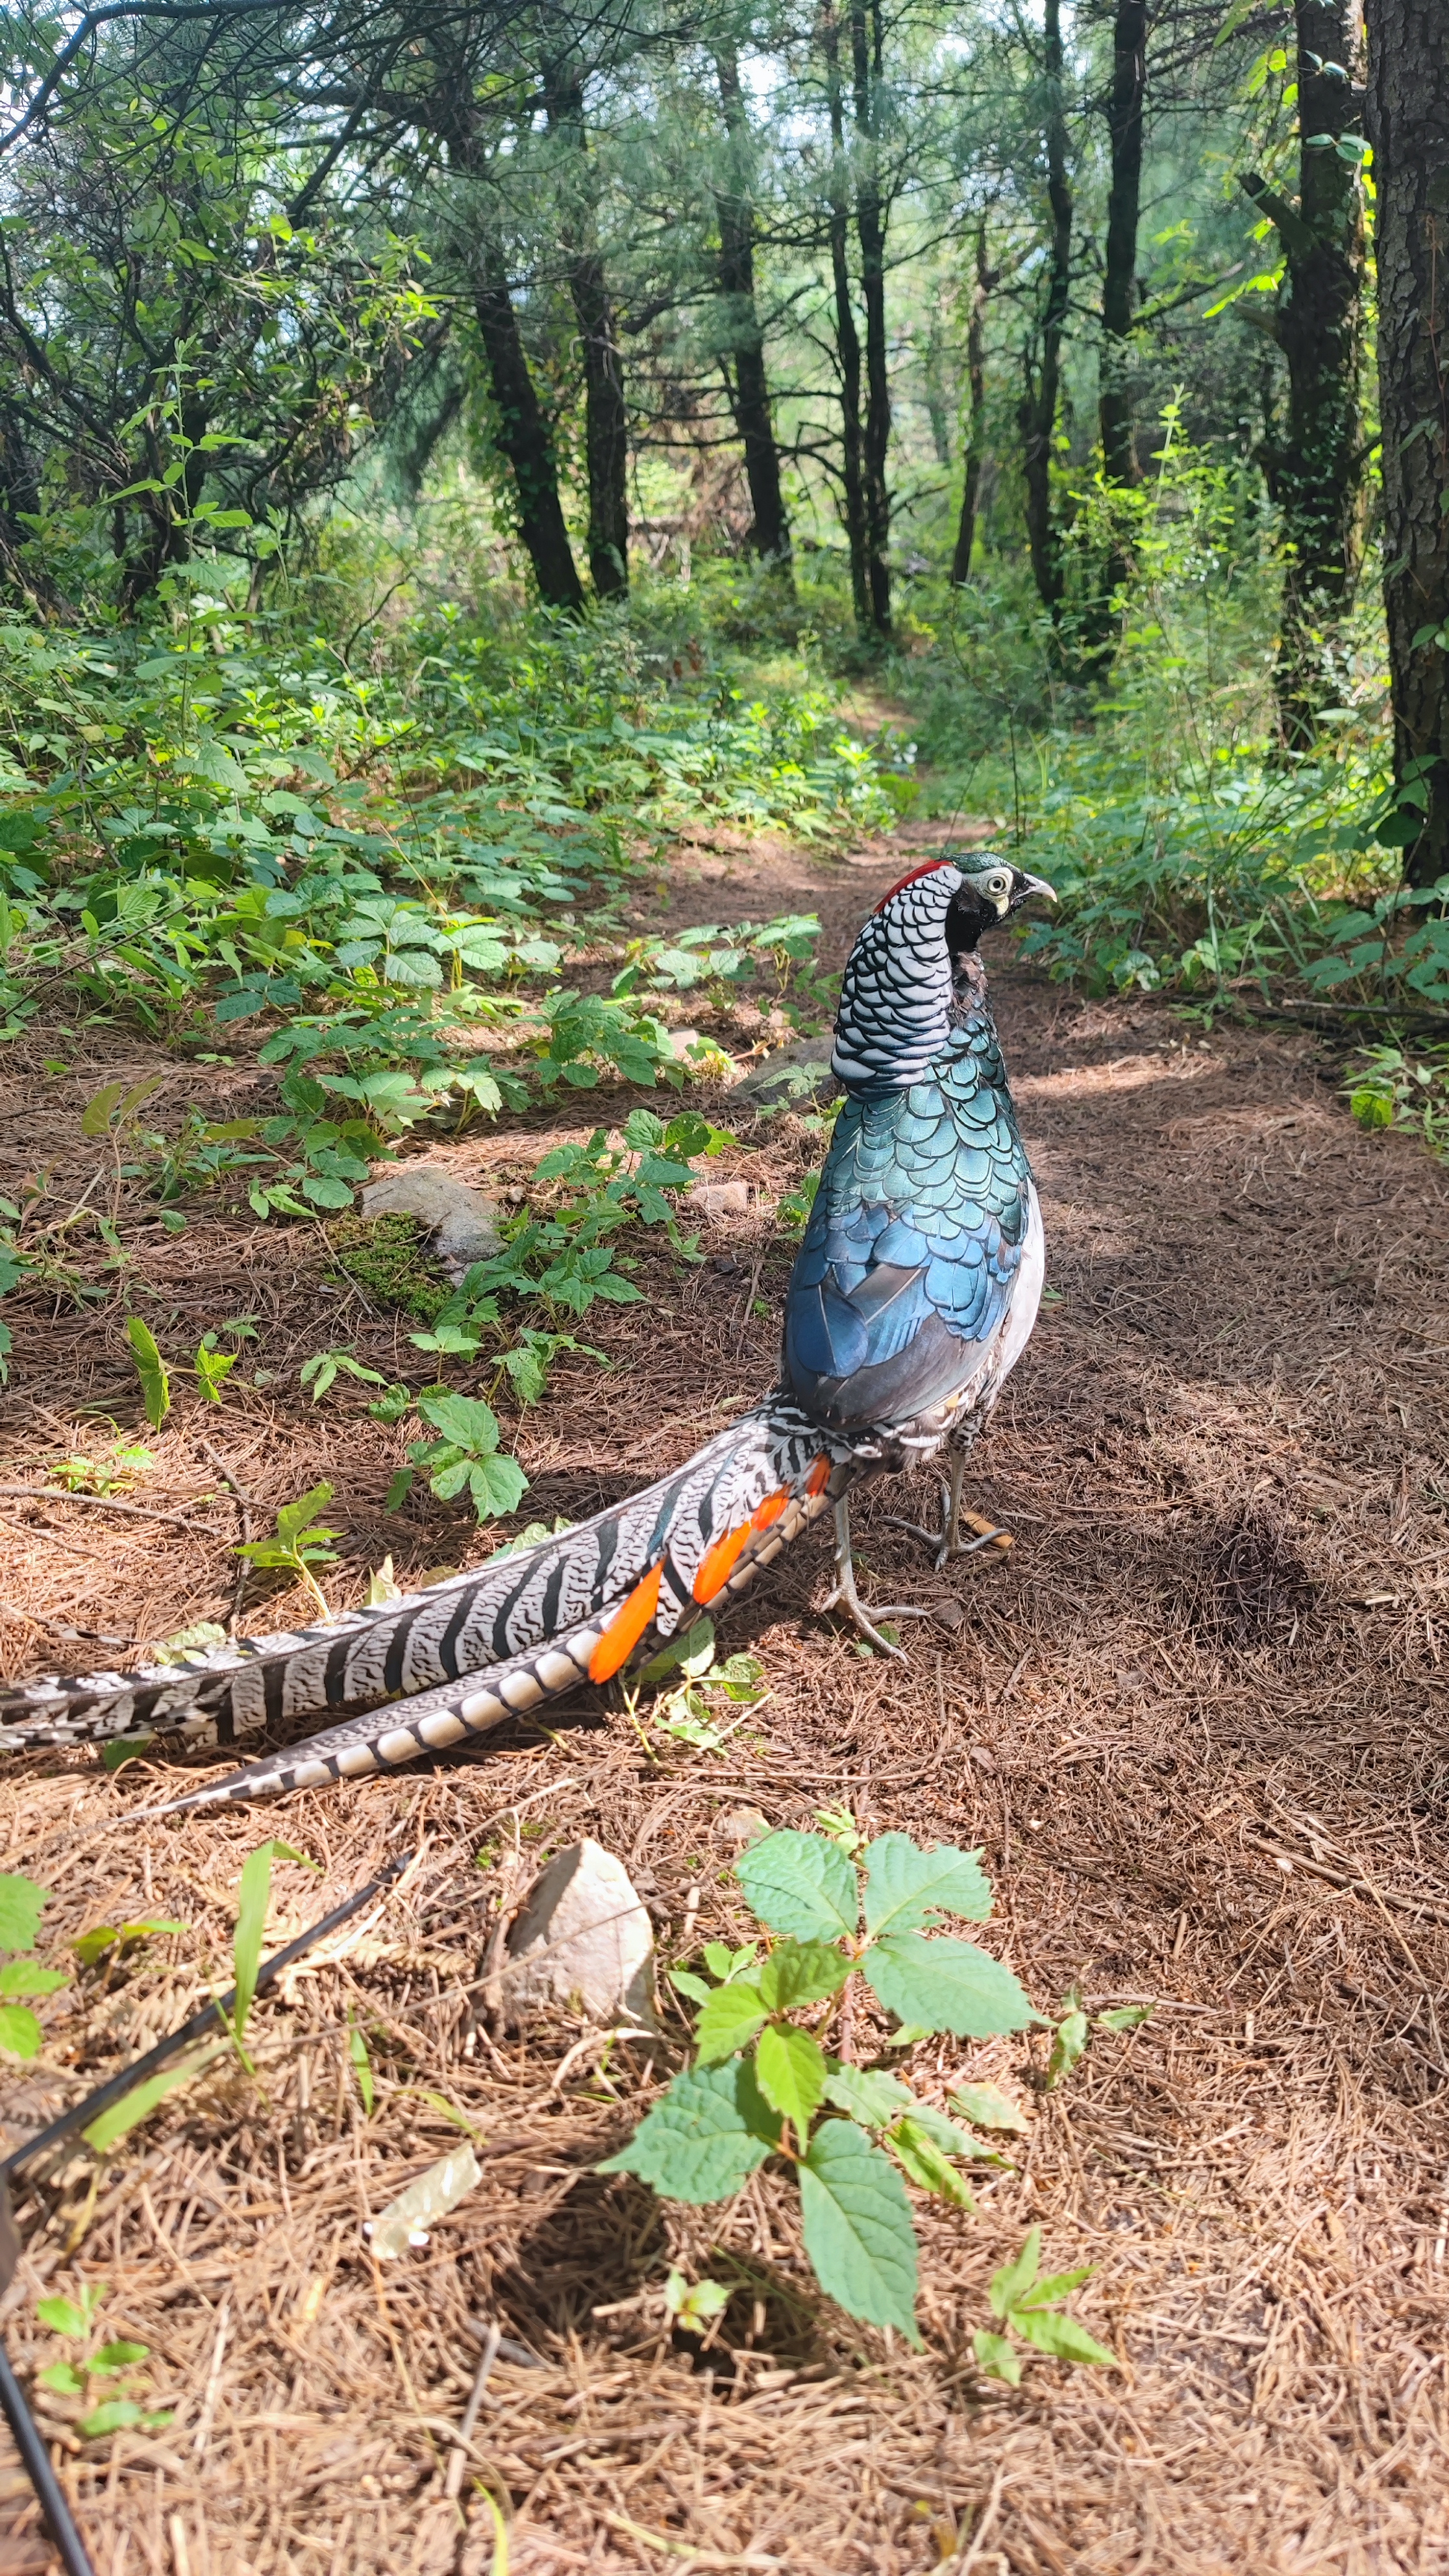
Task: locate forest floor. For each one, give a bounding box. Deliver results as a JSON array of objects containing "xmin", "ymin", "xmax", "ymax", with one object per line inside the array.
[{"xmin": 1, "ymin": 819, "xmax": 1448, "ymax": 2576}]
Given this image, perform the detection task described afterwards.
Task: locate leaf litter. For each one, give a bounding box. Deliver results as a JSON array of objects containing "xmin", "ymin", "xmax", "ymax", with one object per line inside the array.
[{"xmin": 0, "ymin": 839, "xmax": 1448, "ymax": 2568}]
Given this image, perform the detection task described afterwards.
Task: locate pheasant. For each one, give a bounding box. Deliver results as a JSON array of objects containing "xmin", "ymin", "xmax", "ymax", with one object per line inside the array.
[{"xmin": 0, "ymin": 856, "xmax": 1052, "ymax": 1811}]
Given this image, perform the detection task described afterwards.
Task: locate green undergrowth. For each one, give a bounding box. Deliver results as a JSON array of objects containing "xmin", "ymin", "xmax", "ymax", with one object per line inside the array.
[
  {"xmin": 888, "ymin": 412, "xmax": 1445, "ymax": 1024},
  {"xmin": 325, "ymin": 1213, "xmax": 453, "ymax": 1321}
]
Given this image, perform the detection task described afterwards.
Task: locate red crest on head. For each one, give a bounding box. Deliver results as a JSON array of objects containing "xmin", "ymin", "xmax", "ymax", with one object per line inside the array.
[{"xmin": 873, "ymin": 860, "xmax": 956, "ymax": 915}]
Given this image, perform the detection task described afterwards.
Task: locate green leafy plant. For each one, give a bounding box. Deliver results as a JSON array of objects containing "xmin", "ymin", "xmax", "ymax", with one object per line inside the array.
[
  {"xmin": 349, "ymin": 2018, "xmax": 377, "ymax": 2115},
  {"xmin": 972, "ymin": 2228, "xmax": 1116, "ymax": 2383},
  {"xmin": 34, "ymin": 2287, "xmax": 173, "ymax": 2439},
  {"xmin": 663, "ymin": 2269, "xmax": 731, "ymax": 2336},
  {"xmin": 629, "ymin": 1618, "xmax": 768, "ymax": 1755},
  {"xmin": 0, "ymin": 1872, "xmax": 67, "ymax": 2058},
  {"xmin": 235, "ymin": 1483, "xmax": 341, "ymax": 1616},
  {"xmin": 1346, "ymin": 1042, "xmax": 1449, "ymax": 1157},
  {"xmin": 73, "ymin": 1918, "xmax": 185, "ymax": 1970},
  {"xmin": 227, "ymin": 1839, "xmax": 319, "ymax": 2063},
  {"xmin": 386, "ymin": 1390, "xmax": 528, "ymax": 1524},
  {"xmin": 300, "ymin": 1347, "xmax": 390, "ymax": 1403},
  {"xmin": 601, "ymin": 1828, "xmax": 1042, "ymax": 2345},
  {"xmin": 125, "ymin": 1315, "xmax": 170, "ymax": 1429},
  {"xmin": 1046, "ymin": 1985, "xmax": 1152, "ymax": 2089}
]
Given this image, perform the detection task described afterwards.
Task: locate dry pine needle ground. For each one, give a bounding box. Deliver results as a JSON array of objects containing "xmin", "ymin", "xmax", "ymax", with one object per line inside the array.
[{"xmin": 0, "ymin": 836, "xmax": 1446, "ymax": 2574}]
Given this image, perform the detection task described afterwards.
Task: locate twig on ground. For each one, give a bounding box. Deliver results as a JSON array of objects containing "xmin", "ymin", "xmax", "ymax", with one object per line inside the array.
[
  {"xmin": 0, "ymin": 1486, "xmax": 217, "ymax": 1530},
  {"xmin": 444, "ymin": 2320, "xmax": 500, "ymax": 2499}
]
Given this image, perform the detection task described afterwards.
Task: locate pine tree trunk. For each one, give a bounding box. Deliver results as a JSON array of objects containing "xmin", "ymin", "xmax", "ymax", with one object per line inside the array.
[
  {"xmin": 1363, "ymin": 0, "xmax": 1449, "ymax": 885},
  {"xmin": 1241, "ymin": 0, "xmax": 1366, "ymax": 747},
  {"xmin": 823, "ymin": 6, "xmax": 870, "ymax": 634},
  {"xmin": 950, "ymin": 220, "xmax": 991, "ymax": 586},
  {"xmin": 850, "ymin": 0, "xmax": 891, "ymax": 638},
  {"xmin": 1099, "ymin": 0, "xmax": 1146, "ymax": 493},
  {"xmin": 1019, "ymin": 0, "xmax": 1072, "ymax": 627},
  {"xmin": 471, "ymin": 246, "xmax": 586, "ymax": 613},
  {"xmin": 713, "ymin": 46, "xmax": 792, "ymax": 572},
  {"xmin": 545, "ymin": 64, "xmax": 628, "ymax": 599}
]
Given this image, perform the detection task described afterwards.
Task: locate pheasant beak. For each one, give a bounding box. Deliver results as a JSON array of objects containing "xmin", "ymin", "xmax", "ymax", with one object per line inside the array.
[{"xmin": 1019, "ymin": 872, "xmax": 1056, "ymax": 904}]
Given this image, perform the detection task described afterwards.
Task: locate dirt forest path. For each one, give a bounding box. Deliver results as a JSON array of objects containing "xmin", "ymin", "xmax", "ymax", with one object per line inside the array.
[{"xmin": 2, "ymin": 827, "xmax": 1448, "ymax": 2575}]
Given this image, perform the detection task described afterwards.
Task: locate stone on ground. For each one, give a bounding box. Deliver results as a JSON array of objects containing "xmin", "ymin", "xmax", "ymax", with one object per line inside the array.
[
  {"xmin": 504, "ymin": 1840, "xmax": 658, "ymax": 2029},
  {"xmin": 361, "ymin": 1166, "xmax": 502, "ymax": 1278}
]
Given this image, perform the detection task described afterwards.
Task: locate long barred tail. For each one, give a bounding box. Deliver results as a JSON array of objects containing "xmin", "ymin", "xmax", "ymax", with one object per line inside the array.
[{"xmin": 1, "ymin": 1400, "xmax": 862, "ymax": 1814}]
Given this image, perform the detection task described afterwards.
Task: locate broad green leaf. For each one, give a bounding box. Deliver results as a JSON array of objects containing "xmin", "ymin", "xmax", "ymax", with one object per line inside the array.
[
  {"xmin": 416, "ymin": 1390, "xmax": 502, "ymax": 1452},
  {"xmin": 0, "ymin": 1961, "xmax": 65, "ymax": 1997},
  {"xmin": 863, "ymin": 1934, "xmax": 1039, "ymax": 2038},
  {"xmin": 1021, "ymin": 2265, "xmax": 1096, "ymax": 2307},
  {"xmin": 950, "ymin": 2081, "xmax": 1030, "ymax": 2135},
  {"xmin": 73, "ymin": 1919, "xmax": 184, "ymax": 1968},
  {"xmin": 0, "ymin": 1871, "xmax": 49, "ymax": 1950},
  {"xmin": 464, "ymin": 1453, "xmax": 529, "ymax": 1520},
  {"xmin": 756, "ymin": 1939, "xmax": 851, "ymax": 2013},
  {"xmin": 1047, "ymin": 2007, "xmax": 1089, "ymax": 2088},
  {"xmin": 638, "ymin": 1618, "xmax": 715, "ymax": 1687},
  {"xmin": 234, "ymin": 1840, "xmax": 316, "ymax": 2043},
  {"xmin": 83, "ymin": 2043, "xmax": 225, "ymax": 2151},
  {"xmin": 91, "ymin": 2340, "xmax": 148, "ymax": 2373},
  {"xmin": 887, "ymin": 2116, "xmax": 974, "ymax": 2207},
  {"xmin": 861, "ymin": 1835, "xmax": 991, "ymax": 1935},
  {"xmin": 668, "ymin": 1967, "xmax": 712, "ymax": 2006},
  {"xmin": 823, "ymin": 2063, "xmax": 916, "ymax": 2127},
  {"xmin": 989, "ymin": 2229, "xmax": 1041, "ymax": 2321},
  {"xmin": 694, "ymin": 1981, "xmax": 767, "ymax": 2065},
  {"xmin": 38, "ymin": 2361, "xmax": 84, "ymax": 2397},
  {"xmin": 1011, "ymin": 2306, "xmax": 1116, "ymax": 2368},
  {"xmin": 797, "ymin": 2121, "xmax": 921, "ymax": 2346},
  {"xmin": 124, "ymin": 1317, "xmax": 170, "ymax": 1429},
  {"xmin": 102, "ymin": 1736, "xmax": 151, "ymax": 1774},
  {"xmin": 736, "ymin": 1830, "xmax": 858, "ymax": 1942},
  {"xmin": 754, "ymin": 2024, "xmax": 827, "ymax": 2136},
  {"xmin": 597, "ymin": 2059, "xmax": 780, "ymax": 2203},
  {"xmin": 891, "ymin": 2099, "xmax": 981, "ymax": 2157},
  {"xmin": 77, "ymin": 2399, "xmax": 145, "ymax": 2438},
  {"xmin": 272, "ymin": 1484, "xmax": 337, "ymax": 1554},
  {"xmin": 1096, "ymin": 2003, "xmax": 1153, "ymax": 2033},
  {"xmin": 972, "ymin": 2328, "xmax": 1021, "ymax": 2385},
  {"xmin": 37, "ymin": 2292, "xmax": 101, "ymax": 2338},
  {"xmin": 0, "ymin": 2003, "xmax": 42, "ymax": 2057}
]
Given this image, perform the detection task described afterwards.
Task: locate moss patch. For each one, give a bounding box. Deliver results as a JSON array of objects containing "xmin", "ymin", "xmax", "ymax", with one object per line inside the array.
[{"xmin": 326, "ymin": 1212, "xmax": 452, "ymax": 1321}]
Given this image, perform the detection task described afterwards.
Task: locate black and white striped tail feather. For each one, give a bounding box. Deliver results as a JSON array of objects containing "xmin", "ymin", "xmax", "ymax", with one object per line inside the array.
[
  {"xmin": 127, "ymin": 1454, "xmax": 848, "ymax": 1815},
  {"xmin": 1, "ymin": 1398, "xmax": 859, "ymax": 1783}
]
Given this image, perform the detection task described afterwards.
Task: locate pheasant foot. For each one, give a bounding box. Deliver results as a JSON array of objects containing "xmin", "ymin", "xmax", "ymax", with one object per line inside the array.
[
  {"xmin": 823, "ymin": 1493, "xmax": 932, "ymax": 1659},
  {"xmin": 885, "ymin": 1458, "xmax": 1013, "ymax": 1573}
]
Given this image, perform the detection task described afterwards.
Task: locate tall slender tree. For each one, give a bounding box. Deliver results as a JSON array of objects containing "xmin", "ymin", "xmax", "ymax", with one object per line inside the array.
[
  {"xmin": 1239, "ymin": 0, "xmax": 1367, "ymax": 743},
  {"xmin": 821, "ymin": 0, "xmax": 870, "ymax": 633},
  {"xmin": 713, "ymin": 42, "xmax": 792, "ymax": 572},
  {"xmin": 951, "ymin": 216, "xmax": 995, "ymax": 585},
  {"xmin": 1364, "ymin": 0, "xmax": 1449, "ymax": 884},
  {"xmin": 544, "ymin": 54, "xmax": 628, "ymax": 599},
  {"xmin": 849, "ymin": 0, "xmax": 891, "ymax": 635},
  {"xmin": 1019, "ymin": 0, "xmax": 1074, "ymax": 629}
]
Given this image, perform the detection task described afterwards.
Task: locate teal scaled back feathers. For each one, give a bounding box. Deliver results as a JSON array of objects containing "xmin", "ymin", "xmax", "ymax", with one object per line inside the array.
[{"xmin": 782, "ymin": 969, "xmax": 1033, "ymax": 1431}]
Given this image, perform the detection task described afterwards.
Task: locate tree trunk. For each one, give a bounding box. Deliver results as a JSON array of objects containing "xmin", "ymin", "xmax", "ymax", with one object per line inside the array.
[
  {"xmin": 545, "ymin": 64, "xmax": 627, "ymax": 599},
  {"xmin": 1363, "ymin": 0, "xmax": 1449, "ymax": 884},
  {"xmin": 1100, "ymin": 0, "xmax": 1146, "ymax": 492},
  {"xmin": 850, "ymin": 0, "xmax": 891, "ymax": 637},
  {"xmin": 471, "ymin": 245, "xmax": 586, "ymax": 612},
  {"xmin": 822, "ymin": 5, "xmax": 870, "ymax": 634},
  {"xmin": 1240, "ymin": 0, "xmax": 1366, "ymax": 747},
  {"xmin": 1019, "ymin": 0, "xmax": 1073, "ymax": 628},
  {"xmin": 714, "ymin": 45, "xmax": 792, "ymax": 573},
  {"xmin": 120, "ymin": 386, "xmax": 209, "ymax": 612},
  {"xmin": 951, "ymin": 219, "xmax": 992, "ymax": 586}
]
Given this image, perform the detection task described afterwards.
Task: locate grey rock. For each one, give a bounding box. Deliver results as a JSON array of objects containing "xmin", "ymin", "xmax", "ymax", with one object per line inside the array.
[
  {"xmin": 361, "ymin": 1167, "xmax": 502, "ymax": 1279},
  {"xmin": 731, "ymin": 1035, "xmax": 839, "ymax": 1109},
  {"xmin": 687, "ymin": 1179, "xmax": 750, "ymax": 1219},
  {"xmin": 503, "ymin": 1840, "xmax": 658, "ymax": 2029}
]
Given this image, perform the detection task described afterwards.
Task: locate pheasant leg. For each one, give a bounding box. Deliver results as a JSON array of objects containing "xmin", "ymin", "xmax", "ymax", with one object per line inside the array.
[
  {"xmin": 822, "ymin": 1492, "xmax": 931, "ymax": 1659},
  {"xmin": 886, "ymin": 1453, "xmax": 1012, "ymax": 1573}
]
